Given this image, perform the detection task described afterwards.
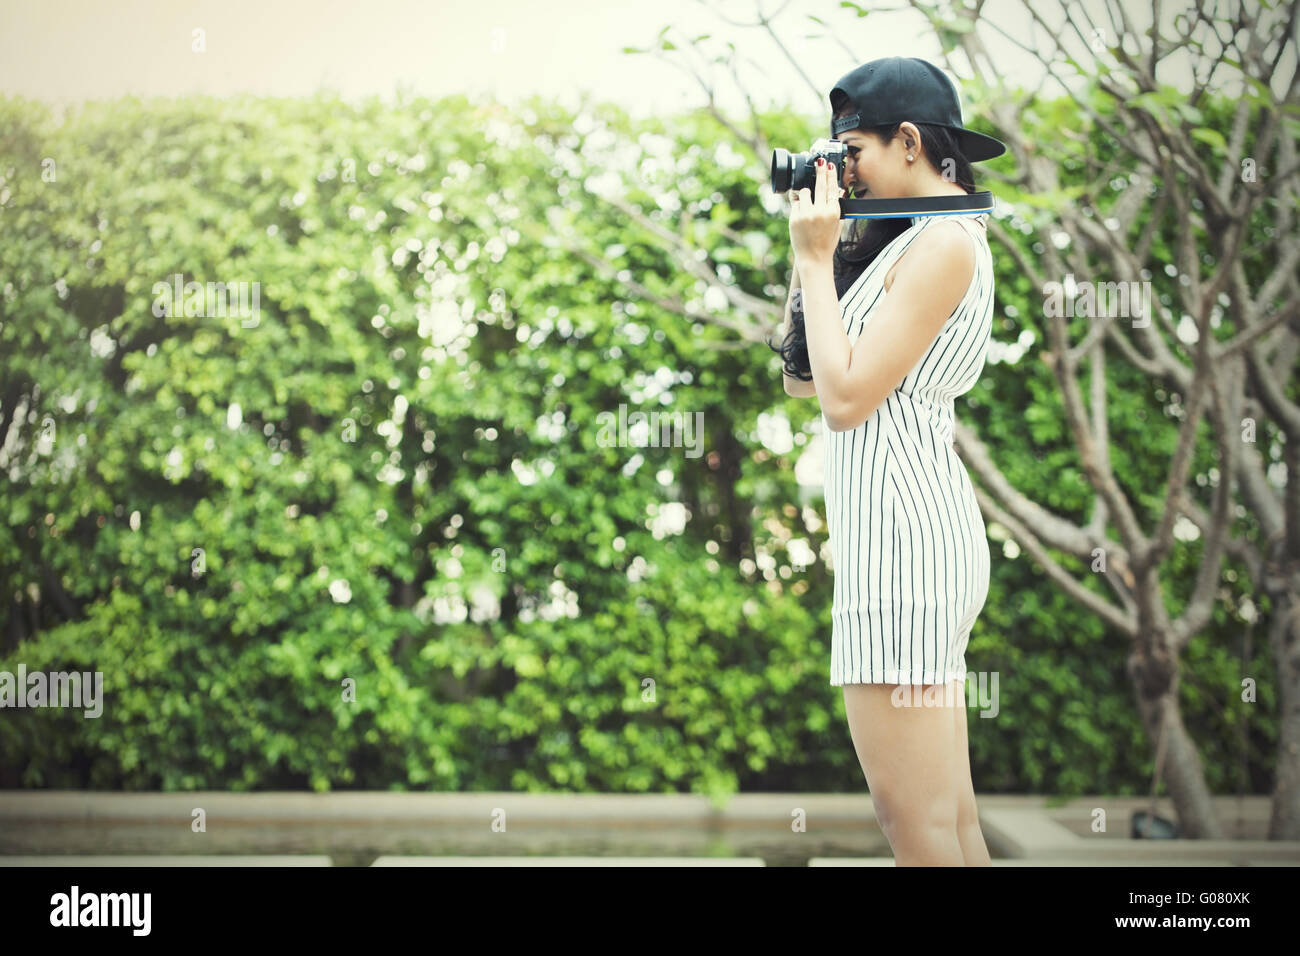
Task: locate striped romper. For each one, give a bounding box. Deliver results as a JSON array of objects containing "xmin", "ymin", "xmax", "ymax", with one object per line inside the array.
[{"xmin": 824, "ymin": 213, "xmax": 993, "ymax": 686}]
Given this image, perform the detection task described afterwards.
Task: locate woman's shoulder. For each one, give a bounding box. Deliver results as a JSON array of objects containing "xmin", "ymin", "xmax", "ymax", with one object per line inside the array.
[
  {"xmin": 931, "ymin": 215, "xmax": 991, "ymax": 260},
  {"xmin": 931, "ymin": 212, "xmax": 987, "ymax": 232},
  {"xmin": 918, "ymin": 216, "xmax": 984, "ymax": 253}
]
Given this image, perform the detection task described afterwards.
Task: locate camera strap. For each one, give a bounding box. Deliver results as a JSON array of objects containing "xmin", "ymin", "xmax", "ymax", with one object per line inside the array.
[{"xmin": 838, "ymin": 189, "xmax": 994, "ymax": 219}]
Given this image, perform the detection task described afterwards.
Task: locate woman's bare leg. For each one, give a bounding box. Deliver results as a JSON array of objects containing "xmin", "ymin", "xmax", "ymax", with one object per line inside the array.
[{"xmin": 842, "ymin": 680, "xmax": 966, "ymax": 866}]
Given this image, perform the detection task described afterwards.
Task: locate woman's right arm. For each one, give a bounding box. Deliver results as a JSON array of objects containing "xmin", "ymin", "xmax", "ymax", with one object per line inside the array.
[{"xmin": 781, "ymin": 261, "xmax": 818, "ymax": 397}]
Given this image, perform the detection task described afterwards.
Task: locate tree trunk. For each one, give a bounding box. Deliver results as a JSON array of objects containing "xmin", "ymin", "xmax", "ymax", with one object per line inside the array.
[
  {"xmin": 1128, "ymin": 647, "xmax": 1224, "ymax": 838},
  {"xmin": 1267, "ymin": 576, "xmax": 1300, "ymax": 839}
]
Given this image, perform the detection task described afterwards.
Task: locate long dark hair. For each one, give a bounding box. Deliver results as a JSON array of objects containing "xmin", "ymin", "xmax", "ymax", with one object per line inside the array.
[{"xmin": 771, "ymin": 109, "xmax": 978, "ymax": 381}]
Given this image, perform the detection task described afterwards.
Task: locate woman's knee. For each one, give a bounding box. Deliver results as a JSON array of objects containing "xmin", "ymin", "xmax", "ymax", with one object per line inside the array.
[
  {"xmin": 871, "ymin": 782, "xmax": 959, "ymax": 835},
  {"xmin": 955, "ymin": 787, "xmax": 979, "ymax": 828}
]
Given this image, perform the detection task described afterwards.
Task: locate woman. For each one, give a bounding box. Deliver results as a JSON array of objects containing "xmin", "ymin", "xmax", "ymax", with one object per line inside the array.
[{"xmin": 772, "ymin": 57, "xmax": 1005, "ymax": 865}]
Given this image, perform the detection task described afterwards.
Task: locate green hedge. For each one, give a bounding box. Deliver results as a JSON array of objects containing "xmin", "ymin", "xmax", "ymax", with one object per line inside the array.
[{"xmin": 0, "ymin": 91, "xmax": 1276, "ymax": 794}]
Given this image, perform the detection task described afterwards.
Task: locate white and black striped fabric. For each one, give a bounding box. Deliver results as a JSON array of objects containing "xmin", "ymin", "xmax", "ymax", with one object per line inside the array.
[{"xmin": 823, "ymin": 214, "xmax": 994, "ymax": 686}]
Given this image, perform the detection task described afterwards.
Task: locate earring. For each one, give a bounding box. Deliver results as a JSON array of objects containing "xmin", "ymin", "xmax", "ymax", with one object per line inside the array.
[{"xmin": 907, "ymin": 154, "xmax": 914, "ymax": 161}]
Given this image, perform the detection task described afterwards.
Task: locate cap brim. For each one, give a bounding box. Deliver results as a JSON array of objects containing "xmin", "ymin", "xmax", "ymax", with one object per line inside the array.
[{"xmin": 959, "ymin": 129, "xmax": 1007, "ymax": 163}]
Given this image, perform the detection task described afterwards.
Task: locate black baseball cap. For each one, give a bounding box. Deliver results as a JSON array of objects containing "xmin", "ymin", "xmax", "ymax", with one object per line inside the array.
[{"xmin": 829, "ymin": 57, "xmax": 1007, "ymax": 163}]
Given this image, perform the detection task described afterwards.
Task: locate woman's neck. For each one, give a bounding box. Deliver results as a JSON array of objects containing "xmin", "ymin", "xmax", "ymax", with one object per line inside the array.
[{"xmin": 910, "ymin": 181, "xmax": 971, "ymax": 198}]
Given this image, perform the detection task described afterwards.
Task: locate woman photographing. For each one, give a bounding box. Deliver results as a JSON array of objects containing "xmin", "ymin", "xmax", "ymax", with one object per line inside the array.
[{"xmin": 773, "ymin": 56, "xmax": 1004, "ymax": 866}]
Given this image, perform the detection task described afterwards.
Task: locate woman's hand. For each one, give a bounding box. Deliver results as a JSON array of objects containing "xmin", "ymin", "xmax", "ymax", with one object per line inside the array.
[{"xmin": 788, "ymin": 158, "xmax": 845, "ymax": 268}]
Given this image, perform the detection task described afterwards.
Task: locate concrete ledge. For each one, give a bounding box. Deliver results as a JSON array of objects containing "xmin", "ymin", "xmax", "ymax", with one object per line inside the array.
[
  {"xmin": 987, "ymin": 858, "xmax": 1239, "ymax": 866},
  {"xmin": 809, "ymin": 858, "xmax": 898, "ymax": 866},
  {"xmin": 370, "ymin": 856, "xmax": 765, "ymax": 866},
  {"xmin": 0, "ymin": 791, "xmax": 874, "ymax": 825},
  {"xmin": 978, "ymin": 806, "xmax": 1300, "ymax": 864},
  {"xmin": 3, "ymin": 793, "xmax": 1294, "ymax": 867},
  {"xmin": 980, "ymin": 807, "xmax": 1083, "ymax": 857},
  {"xmin": 811, "ymin": 858, "xmax": 1260, "ymax": 866},
  {"xmin": 0, "ymin": 855, "xmax": 333, "ymax": 866},
  {"xmin": 1011, "ymin": 840, "xmax": 1300, "ymax": 863}
]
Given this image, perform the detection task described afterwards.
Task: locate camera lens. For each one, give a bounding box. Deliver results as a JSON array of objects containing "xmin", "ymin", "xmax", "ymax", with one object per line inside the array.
[{"xmin": 770, "ymin": 148, "xmax": 793, "ymax": 193}]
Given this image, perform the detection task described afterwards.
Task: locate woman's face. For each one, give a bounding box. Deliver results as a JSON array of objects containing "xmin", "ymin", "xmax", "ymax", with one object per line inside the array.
[{"xmin": 834, "ymin": 127, "xmax": 910, "ymax": 199}]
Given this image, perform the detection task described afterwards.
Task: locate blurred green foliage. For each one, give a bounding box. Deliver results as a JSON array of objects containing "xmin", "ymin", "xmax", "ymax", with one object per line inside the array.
[{"xmin": 0, "ymin": 90, "xmax": 1278, "ymax": 795}]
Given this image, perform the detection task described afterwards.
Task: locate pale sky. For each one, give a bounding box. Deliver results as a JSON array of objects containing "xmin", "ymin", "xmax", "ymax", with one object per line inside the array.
[{"xmin": 2, "ymin": 0, "xmax": 1265, "ymax": 124}]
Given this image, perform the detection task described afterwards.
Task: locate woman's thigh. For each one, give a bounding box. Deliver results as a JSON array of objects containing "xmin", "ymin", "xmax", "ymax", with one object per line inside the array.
[{"xmin": 842, "ymin": 680, "xmax": 964, "ymax": 827}]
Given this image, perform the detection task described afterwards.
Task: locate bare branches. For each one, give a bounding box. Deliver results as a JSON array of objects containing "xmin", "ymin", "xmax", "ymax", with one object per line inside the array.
[
  {"xmin": 1215, "ymin": 298, "xmax": 1299, "ymax": 359},
  {"xmin": 1146, "ymin": 257, "xmax": 1222, "ymax": 571},
  {"xmin": 597, "ymin": 190, "xmax": 776, "ymax": 321},
  {"xmin": 1172, "ymin": 354, "xmax": 1244, "ymax": 649},
  {"xmin": 970, "ymin": 481, "xmax": 1136, "ymax": 634},
  {"xmin": 954, "ymin": 418, "xmax": 1138, "ymax": 592}
]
